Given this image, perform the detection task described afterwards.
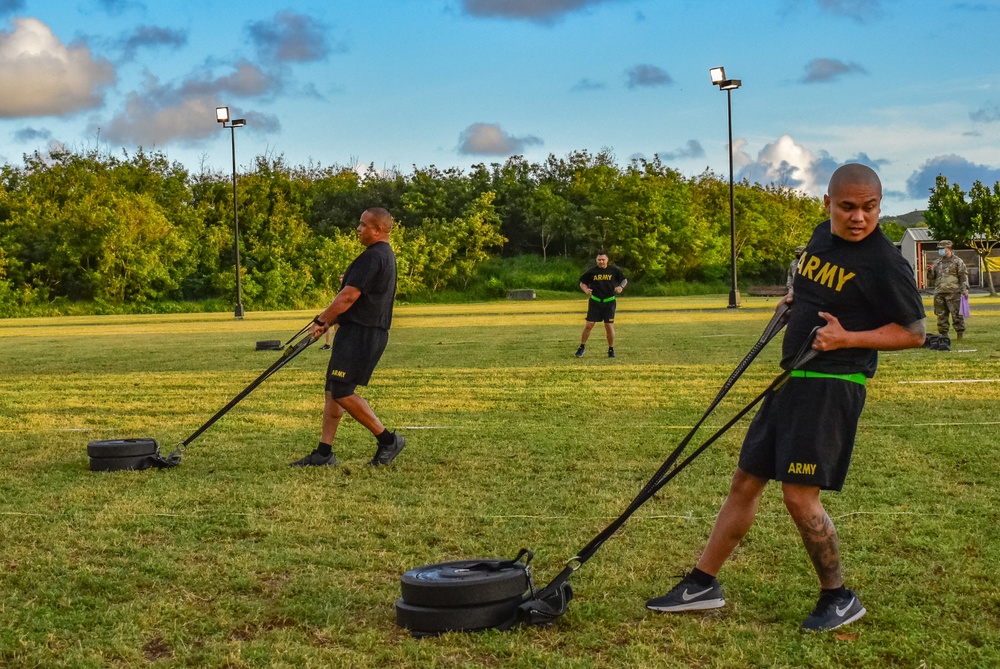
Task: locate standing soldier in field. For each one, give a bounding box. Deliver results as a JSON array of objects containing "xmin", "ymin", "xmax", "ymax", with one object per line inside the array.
[
  {"xmin": 575, "ymin": 252, "xmax": 627, "ymax": 358},
  {"xmin": 786, "ymin": 245, "xmax": 806, "ymax": 293},
  {"xmin": 291, "ymin": 207, "xmax": 405, "ymax": 468},
  {"xmin": 927, "ymin": 240, "xmax": 969, "ymax": 340}
]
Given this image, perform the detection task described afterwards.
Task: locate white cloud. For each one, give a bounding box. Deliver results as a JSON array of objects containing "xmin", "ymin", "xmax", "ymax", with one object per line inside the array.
[
  {"xmin": 800, "ymin": 58, "xmax": 867, "ymax": 83},
  {"xmin": 100, "ymin": 62, "xmax": 280, "ymax": 146},
  {"xmin": 735, "ymin": 134, "xmax": 840, "ymax": 197},
  {"xmin": 656, "ymin": 139, "xmax": 704, "ymax": 161},
  {"xmin": 12, "ymin": 125, "xmax": 50, "ymax": 141},
  {"xmin": 571, "ymin": 77, "xmax": 605, "ymax": 91},
  {"xmin": 247, "ymin": 10, "xmax": 338, "ymax": 63},
  {"xmin": 0, "ymin": 17, "xmax": 115, "ymax": 118},
  {"xmin": 816, "ymin": 0, "xmax": 881, "ymax": 23},
  {"xmin": 626, "ymin": 63, "xmax": 671, "ymax": 88},
  {"xmin": 905, "ymin": 155, "xmax": 1000, "ymax": 198},
  {"xmin": 458, "ymin": 122, "xmax": 542, "ymax": 155},
  {"xmin": 461, "ymin": 0, "xmax": 627, "ymax": 23}
]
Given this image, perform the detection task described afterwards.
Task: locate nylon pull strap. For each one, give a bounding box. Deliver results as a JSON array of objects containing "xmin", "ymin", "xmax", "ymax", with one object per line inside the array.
[
  {"xmin": 545, "ymin": 303, "xmax": 802, "ymax": 583},
  {"xmin": 175, "ymin": 322, "xmax": 318, "ymax": 455}
]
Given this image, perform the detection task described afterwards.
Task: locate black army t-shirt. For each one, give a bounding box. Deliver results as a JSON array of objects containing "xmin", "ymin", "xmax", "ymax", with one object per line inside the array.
[
  {"xmin": 783, "ymin": 220, "xmax": 925, "ymax": 377},
  {"xmin": 579, "ymin": 265, "xmax": 626, "ymax": 299},
  {"xmin": 338, "ymin": 241, "xmax": 397, "ymax": 330}
]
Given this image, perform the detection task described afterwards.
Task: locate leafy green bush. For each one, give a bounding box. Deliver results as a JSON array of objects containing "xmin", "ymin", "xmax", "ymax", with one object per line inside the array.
[{"xmin": 472, "ymin": 254, "xmax": 581, "ymax": 291}]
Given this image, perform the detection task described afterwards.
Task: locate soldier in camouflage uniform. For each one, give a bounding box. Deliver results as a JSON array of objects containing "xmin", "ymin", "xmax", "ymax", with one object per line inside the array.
[{"xmin": 927, "ymin": 240, "xmax": 969, "ymax": 339}]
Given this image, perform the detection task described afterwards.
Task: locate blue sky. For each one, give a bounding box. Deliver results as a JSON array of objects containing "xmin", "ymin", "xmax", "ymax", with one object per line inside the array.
[{"xmin": 1, "ymin": 0, "xmax": 999, "ymax": 215}]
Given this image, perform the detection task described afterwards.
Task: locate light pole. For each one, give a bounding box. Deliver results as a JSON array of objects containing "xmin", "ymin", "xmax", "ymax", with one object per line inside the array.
[
  {"xmin": 710, "ymin": 67, "xmax": 742, "ymax": 309},
  {"xmin": 216, "ymin": 106, "xmax": 247, "ymax": 319}
]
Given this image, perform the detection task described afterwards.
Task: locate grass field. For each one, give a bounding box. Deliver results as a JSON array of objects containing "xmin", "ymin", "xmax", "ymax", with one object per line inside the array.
[{"xmin": 1, "ymin": 295, "xmax": 999, "ymax": 668}]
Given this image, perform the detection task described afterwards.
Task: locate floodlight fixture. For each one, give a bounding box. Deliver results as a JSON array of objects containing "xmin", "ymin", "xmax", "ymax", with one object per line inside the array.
[
  {"xmin": 215, "ymin": 106, "xmax": 248, "ymax": 318},
  {"xmin": 709, "ymin": 67, "xmax": 743, "ymax": 308}
]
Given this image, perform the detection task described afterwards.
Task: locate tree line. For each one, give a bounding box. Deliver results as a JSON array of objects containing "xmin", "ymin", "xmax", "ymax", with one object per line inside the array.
[{"xmin": 0, "ymin": 147, "xmax": 828, "ymax": 315}]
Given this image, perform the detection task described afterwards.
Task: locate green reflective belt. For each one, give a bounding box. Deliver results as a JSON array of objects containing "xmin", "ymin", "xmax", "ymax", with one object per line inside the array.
[
  {"xmin": 790, "ymin": 369, "xmax": 867, "ymax": 386},
  {"xmin": 590, "ymin": 295, "xmax": 615, "ymax": 302}
]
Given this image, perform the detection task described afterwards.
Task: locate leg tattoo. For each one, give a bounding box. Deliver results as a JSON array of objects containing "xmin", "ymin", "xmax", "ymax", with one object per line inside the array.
[{"xmin": 797, "ymin": 512, "xmax": 842, "ymax": 588}]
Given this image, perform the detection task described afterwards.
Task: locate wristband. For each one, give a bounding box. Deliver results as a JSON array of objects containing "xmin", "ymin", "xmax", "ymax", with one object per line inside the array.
[{"xmin": 312, "ymin": 316, "xmax": 326, "ymax": 327}]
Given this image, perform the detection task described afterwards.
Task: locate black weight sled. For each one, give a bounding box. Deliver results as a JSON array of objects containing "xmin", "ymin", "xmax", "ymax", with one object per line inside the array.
[
  {"xmin": 395, "ymin": 550, "xmax": 538, "ymax": 636},
  {"xmin": 88, "ymin": 319, "xmax": 319, "ymax": 472},
  {"xmin": 398, "ymin": 303, "xmax": 820, "ymax": 635}
]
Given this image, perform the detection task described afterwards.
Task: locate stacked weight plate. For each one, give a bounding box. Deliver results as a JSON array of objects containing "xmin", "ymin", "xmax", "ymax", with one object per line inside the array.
[
  {"xmin": 87, "ymin": 438, "xmax": 160, "ymax": 472},
  {"xmin": 396, "ymin": 558, "xmax": 532, "ymax": 636}
]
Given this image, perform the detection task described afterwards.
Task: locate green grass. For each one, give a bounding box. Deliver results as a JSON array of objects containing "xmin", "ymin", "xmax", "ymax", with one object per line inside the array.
[{"xmin": 1, "ymin": 295, "xmax": 998, "ymax": 668}]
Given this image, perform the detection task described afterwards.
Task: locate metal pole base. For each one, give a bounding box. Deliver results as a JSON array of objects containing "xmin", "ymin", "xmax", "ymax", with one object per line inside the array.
[
  {"xmin": 235, "ymin": 304, "xmax": 245, "ymax": 319},
  {"xmin": 728, "ymin": 290, "xmax": 741, "ymax": 309}
]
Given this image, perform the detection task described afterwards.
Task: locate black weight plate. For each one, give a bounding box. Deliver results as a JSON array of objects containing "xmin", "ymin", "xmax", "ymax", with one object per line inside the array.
[
  {"xmin": 395, "ymin": 595, "xmax": 523, "ymax": 634},
  {"xmin": 400, "ymin": 559, "xmax": 530, "ymax": 607},
  {"xmin": 89, "ymin": 454, "xmax": 156, "ymax": 472},
  {"xmin": 87, "ymin": 438, "xmax": 159, "ymax": 458},
  {"xmin": 256, "ymin": 340, "xmax": 282, "ymax": 350}
]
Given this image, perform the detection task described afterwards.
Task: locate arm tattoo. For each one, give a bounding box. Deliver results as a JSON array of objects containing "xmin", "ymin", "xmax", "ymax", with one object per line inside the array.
[{"xmin": 797, "ymin": 512, "xmax": 842, "ymax": 587}]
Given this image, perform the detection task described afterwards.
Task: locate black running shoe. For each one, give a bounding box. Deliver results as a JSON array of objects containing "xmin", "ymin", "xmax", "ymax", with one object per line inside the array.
[
  {"xmin": 646, "ymin": 574, "xmax": 725, "ymax": 612},
  {"xmin": 289, "ymin": 449, "xmax": 338, "ymax": 467},
  {"xmin": 369, "ymin": 434, "xmax": 405, "ymax": 466},
  {"xmin": 800, "ymin": 589, "xmax": 866, "ymax": 631},
  {"xmin": 608, "ymin": 347, "xmax": 615, "ymax": 358},
  {"xmin": 320, "ymin": 344, "xmax": 331, "ymax": 350},
  {"xmin": 575, "ymin": 345, "xmax": 586, "ymax": 358}
]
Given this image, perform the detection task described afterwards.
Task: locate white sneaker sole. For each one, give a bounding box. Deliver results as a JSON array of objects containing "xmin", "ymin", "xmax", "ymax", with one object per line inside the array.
[{"xmin": 646, "ymin": 598, "xmax": 726, "ymax": 612}]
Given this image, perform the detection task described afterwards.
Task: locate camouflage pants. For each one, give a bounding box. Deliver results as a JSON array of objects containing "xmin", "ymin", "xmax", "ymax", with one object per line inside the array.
[{"xmin": 934, "ymin": 292, "xmax": 965, "ymax": 336}]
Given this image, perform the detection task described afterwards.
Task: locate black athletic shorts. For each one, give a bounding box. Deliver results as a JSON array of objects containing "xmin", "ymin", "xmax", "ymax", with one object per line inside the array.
[
  {"xmin": 327, "ymin": 378, "xmax": 357, "ymax": 399},
  {"xmin": 325, "ymin": 322, "xmax": 389, "ymax": 392},
  {"xmin": 737, "ymin": 376, "xmax": 866, "ymax": 491},
  {"xmin": 586, "ymin": 298, "xmax": 616, "ymax": 323}
]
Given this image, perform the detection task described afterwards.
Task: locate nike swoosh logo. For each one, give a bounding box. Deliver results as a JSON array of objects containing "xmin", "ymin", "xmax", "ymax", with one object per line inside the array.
[
  {"xmin": 681, "ymin": 587, "xmax": 712, "ymax": 601},
  {"xmin": 836, "ymin": 597, "xmax": 856, "ymax": 616}
]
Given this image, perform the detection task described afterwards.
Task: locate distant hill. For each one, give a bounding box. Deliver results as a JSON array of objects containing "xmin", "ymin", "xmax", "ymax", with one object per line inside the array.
[{"xmin": 881, "ymin": 210, "xmax": 925, "ymax": 227}]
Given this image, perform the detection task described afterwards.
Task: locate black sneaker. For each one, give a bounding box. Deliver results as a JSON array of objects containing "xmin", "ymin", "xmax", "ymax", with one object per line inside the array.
[
  {"xmin": 608, "ymin": 347, "xmax": 615, "ymax": 358},
  {"xmin": 320, "ymin": 344, "xmax": 331, "ymax": 350},
  {"xmin": 800, "ymin": 589, "xmax": 866, "ymax": 631},
  {"xmin": 646, "ymin": 574, "xmax": 725, "ymax": 612},
  {"xmin": 369, "ymin": 434, "xmax": 405, "ymax": 466},
  {"xmin": 289, "ymin": 449, "xmax": 338, "ymax": 467},
  {"xmin": 575, "ymin": 345, "xmax": 586, "ymax": 358}
]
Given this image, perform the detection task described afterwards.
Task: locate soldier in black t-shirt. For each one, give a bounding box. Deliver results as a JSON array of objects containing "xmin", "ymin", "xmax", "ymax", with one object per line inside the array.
[
  {"xmin": 646, "ymin": 164, "xmax": 926, "ymax": 632},
  {"xmin": 575, "ymin": 253, "xmax": 627, "ymax": 358},
  {"xmin": 290, "ymin": 207, "xmax": 405, "ymax": 468}
]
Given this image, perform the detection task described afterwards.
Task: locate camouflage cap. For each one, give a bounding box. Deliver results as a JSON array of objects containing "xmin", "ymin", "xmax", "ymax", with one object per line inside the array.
[
  {"xmin": 794, "ymin": 245, "xmax": 806, "ymax": 254},
  {"xmin": 937, "ymin": 240, "xmax": 952, "ymax": 248}
]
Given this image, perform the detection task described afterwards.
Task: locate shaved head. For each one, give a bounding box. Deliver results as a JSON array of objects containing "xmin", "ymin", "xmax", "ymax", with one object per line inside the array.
[
  {"xmin": 824, "ymin": 163, "xmax": 882, "ymax": 242},
  {"xmin": 828, "ymin": 164, "xmax": 881, "ymax": 198},
  {"xmin": 364, "ymin": 207, "xmax": 394, "ymax": 233}
]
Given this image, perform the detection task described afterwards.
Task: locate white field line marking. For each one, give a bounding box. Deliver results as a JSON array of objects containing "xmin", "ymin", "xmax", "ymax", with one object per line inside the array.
[
  {"xmin": 883, "ymin": 349, "xmax": 976, "ymax": 355},
  {"xmin": 649, "ymin": 421, "xmax": 1000, "ymax": 428},
  {"xmin": 874, "ymin": 421, "xmax": 1000, "ymax": 427},
  {"xmin": 898, "ymin": 379, "xmax": 1000, "ymax": 384}
]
